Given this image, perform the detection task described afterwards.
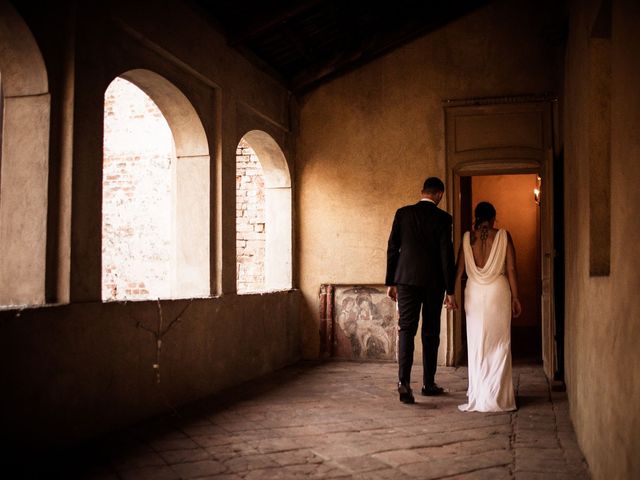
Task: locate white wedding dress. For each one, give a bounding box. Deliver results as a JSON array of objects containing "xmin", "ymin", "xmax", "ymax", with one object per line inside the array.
[{"xmin": 458, "ymin": 229, "xmax": 516, "ymax": 412}]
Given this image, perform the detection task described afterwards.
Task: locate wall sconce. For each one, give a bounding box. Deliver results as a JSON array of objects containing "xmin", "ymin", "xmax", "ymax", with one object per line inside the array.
[{"xmin": 533, "ymin": 176, "xmax": 541, "ymax": 205}]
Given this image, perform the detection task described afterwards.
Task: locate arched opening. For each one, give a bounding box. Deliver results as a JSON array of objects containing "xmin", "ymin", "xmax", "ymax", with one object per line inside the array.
[
  {"xmin": 102, "ymin": 78, "xmax": 175, "ymax": 300},
  {"xmin": 236, "ymin": 130, "xmax": 291, "ymax": 293},
  {"xmin": 236, "ymin": 139, "xmax": 266, "ymax": 292},
  {"xmin": 0, "ymin": 2, "xmax": 50, "ymax": 307},
  {"xmin": 102, "ymin": 70, "xmax": 210, "ymax": 301}
]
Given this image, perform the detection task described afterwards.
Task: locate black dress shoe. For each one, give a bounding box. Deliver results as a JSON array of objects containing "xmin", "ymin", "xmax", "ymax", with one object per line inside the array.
[
  {"xmin": 421, "ymin": 383, "xmax": 445, "ymax": 396},
  {"xmin": 398, "ymin": 383, "xmax": 415, "ymax": 404}
]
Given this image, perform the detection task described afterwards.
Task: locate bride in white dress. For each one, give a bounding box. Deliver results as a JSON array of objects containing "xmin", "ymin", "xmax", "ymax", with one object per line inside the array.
[{"xmin": 455, "ymin": 202, "xmax": 521, "ymax": 412}]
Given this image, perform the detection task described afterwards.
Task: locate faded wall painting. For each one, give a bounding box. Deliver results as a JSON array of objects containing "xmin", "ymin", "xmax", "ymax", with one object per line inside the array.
[{"xmin": 324, "ymin": 285, "xmax": 398, "ymax": 361}]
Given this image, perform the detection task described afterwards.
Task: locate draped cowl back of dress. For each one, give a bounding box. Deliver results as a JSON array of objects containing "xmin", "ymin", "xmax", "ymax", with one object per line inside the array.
[
  {"xmin": 463, "ymin": 228, "xmax": 507, "ymax": 284},
  {"xmin": 459, "ymin": 229, "xmax": 516, "ymax": 412}
]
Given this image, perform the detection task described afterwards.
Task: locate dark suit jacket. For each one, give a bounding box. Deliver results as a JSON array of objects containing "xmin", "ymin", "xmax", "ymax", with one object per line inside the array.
[{"xmin": 385, "ymin": 200, "xmax": 456, "ymax": 295}]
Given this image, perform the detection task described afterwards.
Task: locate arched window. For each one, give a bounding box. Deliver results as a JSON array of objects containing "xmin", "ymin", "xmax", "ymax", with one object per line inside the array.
[
  {"xmin": 0, "ymin": 3, "xmax": 50, "ymax": 307},
  {"xmin": 102, "ymin": 70, "xmax": 210, "ymax": 301},
  {"xmin": 236, "ymin": 131, "xmax": 291, "ymax": 293}
]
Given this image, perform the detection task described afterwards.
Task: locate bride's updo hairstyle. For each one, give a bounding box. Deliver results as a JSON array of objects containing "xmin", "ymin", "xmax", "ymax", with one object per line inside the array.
[{"xmin": 474, "ymin": 202, "xmax": 497, "ymax": 230}]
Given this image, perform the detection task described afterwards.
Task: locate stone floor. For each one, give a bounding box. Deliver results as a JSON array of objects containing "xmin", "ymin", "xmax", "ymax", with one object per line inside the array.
[{"xmin": 26, "ymin": 362, "xmax": 590, "ymax": 479}]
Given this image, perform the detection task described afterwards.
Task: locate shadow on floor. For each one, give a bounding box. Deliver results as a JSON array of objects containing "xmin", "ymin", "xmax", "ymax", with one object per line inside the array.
[{"xmin": 4, "ymin": 361, "xmax": 589, "ymax": 479}]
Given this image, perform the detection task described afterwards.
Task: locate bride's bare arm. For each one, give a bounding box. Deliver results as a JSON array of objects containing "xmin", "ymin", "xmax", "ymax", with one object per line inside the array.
[
  {"xmin": 454, "ymin": 243, "xmax": 465, "ymax": 286},
  {"xmin": 506, "ymin": 232, "xmax": 522, "ymax": 318},
  {"xmin": 444, "ymin": 243, "xmax": 466, "ymax": 311}
]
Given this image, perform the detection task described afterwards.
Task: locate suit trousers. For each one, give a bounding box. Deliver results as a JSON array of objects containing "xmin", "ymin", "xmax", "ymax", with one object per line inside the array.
[{"xmin": 396, "ymin": 284, "xmax": 444, "ymax": 386}]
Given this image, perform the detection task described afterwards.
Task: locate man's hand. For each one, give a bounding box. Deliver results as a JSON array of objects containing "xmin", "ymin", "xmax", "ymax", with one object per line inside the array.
[
  {"xmin": 444, "ymin": 294, "xmax": 458, "ymax": 311},
  {"xmin": 387, "ymin": 286, "xmax": 398, "ymax": 302}
]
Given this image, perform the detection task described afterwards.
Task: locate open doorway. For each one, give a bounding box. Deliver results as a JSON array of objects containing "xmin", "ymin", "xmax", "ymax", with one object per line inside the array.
[
  {"xmin": 459, "ymin": 174, "xmax": 542, "ymax": 363},
  {"xmin": 444, "ymin": 99, "xmax": 559, "ymax": 380}
]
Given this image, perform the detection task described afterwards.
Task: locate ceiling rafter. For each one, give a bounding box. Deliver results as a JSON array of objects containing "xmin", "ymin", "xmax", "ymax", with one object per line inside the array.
[
  {"xmin": 221, "ymin": 0, "xmax": 326, "ymax": 46},
  {"xmin": 196, "ymin": 0, "xmax": 492, "ymax": 94}
]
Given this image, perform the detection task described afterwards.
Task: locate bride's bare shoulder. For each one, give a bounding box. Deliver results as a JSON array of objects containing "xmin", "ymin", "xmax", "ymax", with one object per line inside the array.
[{"xmin": 501, "ymin": 229, "xmax": 515, "ymax": 244}]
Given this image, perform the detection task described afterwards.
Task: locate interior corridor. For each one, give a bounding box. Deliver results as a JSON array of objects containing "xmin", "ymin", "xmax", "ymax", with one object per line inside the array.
[{"xmin": 27, "ymin": 362, "xmax": 589, "ymax": 479}]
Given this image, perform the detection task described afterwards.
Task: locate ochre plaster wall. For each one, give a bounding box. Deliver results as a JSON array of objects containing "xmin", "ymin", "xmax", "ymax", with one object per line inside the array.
[
  {"xmin": 563, "ymin": 0, "xmax": 640, "ymax": 477},
  {"xmin": 297, "ymin": 0, "xmax": 563, "ymax": 358},
  {"xmin": 0, "ymin": 0, "xmax": 299, "ymax": 448}
]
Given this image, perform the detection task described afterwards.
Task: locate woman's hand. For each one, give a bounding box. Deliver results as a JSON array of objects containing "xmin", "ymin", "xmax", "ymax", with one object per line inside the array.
[
  {"xmin": 512, "ymin": 298, "xmax": 522, "ymax": 318},
  {"xmin": 444, "ymin": 294, "xmax": 458, "ymax": 311}
]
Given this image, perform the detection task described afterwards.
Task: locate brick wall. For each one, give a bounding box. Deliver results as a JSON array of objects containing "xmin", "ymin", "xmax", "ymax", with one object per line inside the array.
[
  {"xmin": 102, "ymin": 77, "xmax": 175, "ymax": 301},
  {"xmin": 236, "ymin": 140, "xmax": 266, "ymax": 293}
]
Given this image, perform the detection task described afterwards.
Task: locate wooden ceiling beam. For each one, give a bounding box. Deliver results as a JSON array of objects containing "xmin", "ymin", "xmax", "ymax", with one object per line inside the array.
[
  {"xmin": 226, "ymin": 0, "xmax": 325, "ymax": 46},
  {"xmin": 291, "ymin": 1, "xmax": 490, "ymax": 93},
  {"xmin": 281, "ymin": 23, "xmax": 317, "ymax": 63},
  {"xmin": 198, "ymin": 0, "xmax": 493, "ymax": 94}
]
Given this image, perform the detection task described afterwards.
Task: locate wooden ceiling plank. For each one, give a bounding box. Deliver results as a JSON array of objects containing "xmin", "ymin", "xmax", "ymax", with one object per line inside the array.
[{"xmin": 227, "ymin": 0, "xmax": 326, "ymax": 46}]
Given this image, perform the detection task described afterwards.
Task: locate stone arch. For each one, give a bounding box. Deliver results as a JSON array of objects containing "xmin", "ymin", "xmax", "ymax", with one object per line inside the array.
[
  {"xmin": 0, "ymin": 1, "xmax": 50, "ymax": 306},
  {"xmin": 241, "ymin": 130, "xmax": 291, "ymax": 189},
  {"xmin": 102, "ymin": 69, "xmax": 210, "ymax": 300},
  {"xmin": 119, "ymin": 69, "xmax": 208, "ymax": 158},
  {"xmin": 236, "ymin": 130, "xmax": 292, "ymax": 292},
  {"xmin": 0, "ymin": 1, "xmax": 48, "ymax": 97}
]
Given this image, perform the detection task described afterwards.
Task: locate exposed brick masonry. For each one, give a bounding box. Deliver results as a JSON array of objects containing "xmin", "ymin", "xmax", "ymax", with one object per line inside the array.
[
  {"xmin": 102, "ymin": 78, "xmax": 175, "ymax": 301},
  {"xmin": 236, "ymin": 140, "xmax": 266, "ymax": 293},
  {"xmin": 103, "ymin": 81, "xmax": 266, "ymax": 298}
]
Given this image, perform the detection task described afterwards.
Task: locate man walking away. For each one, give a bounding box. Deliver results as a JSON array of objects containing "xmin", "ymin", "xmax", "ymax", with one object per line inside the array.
[{"xmin": 385, "ymin": 177, "xmax": 457, "ymax": 404}]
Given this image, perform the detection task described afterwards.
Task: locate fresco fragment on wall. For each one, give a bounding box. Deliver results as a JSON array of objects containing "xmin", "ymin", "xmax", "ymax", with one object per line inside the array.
[{"xmin": 331, "ymin": 285, "xmax": 398, "ymax": 361}]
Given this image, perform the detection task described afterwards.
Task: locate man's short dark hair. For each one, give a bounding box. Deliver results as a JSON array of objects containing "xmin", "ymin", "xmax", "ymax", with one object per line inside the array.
[{"xmin": 422, "ymin": 177, "xmax": 445, "ymax": 194}]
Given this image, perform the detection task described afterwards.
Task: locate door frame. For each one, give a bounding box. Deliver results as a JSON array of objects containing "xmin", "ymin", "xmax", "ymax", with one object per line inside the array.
[{"xmin": 443, "ymin": 97, "xmax": 558, "ymax": 380}]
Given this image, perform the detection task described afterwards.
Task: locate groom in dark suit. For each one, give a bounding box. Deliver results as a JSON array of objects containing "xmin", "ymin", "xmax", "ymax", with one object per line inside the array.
[{"xmin": 386, "ymin": 177, "xmax": 456, "ymax": 404}]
